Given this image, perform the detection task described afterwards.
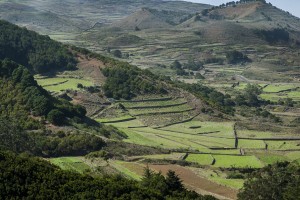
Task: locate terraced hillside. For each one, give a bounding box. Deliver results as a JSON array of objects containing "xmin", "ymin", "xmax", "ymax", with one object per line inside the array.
[{"xmin": 1, "ymin": 1, "xmax": 300, "ymax": 200}]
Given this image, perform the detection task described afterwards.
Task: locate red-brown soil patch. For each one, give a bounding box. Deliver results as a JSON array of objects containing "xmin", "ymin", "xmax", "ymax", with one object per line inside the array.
[
  {"xmin": 77, "ymin": 54, "xmax": 106, "ymax": 86},
  {"xmin": 149, "ymin": 164, "xmax": 238, "ymax": 200}
]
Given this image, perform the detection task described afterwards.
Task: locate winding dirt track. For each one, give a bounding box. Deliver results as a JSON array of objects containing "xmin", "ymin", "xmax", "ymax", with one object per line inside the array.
[{"xmin": 149, "ymin": 164, "xmax": 238, "ymax": 200}]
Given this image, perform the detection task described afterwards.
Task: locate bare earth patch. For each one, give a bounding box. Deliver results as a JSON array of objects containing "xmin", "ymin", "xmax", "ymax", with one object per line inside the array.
[
  {"xmin": 149, "ymin": 164, "xmax": 238, "ymax": 200},
  {"xmin": 77, "ymin": 54, "xmax": 106, "ymax": 86}
]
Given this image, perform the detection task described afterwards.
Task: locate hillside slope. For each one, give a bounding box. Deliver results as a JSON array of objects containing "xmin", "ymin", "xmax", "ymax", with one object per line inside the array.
[
  {"xmin": 112, "ymin": 8, "xmax": 172, "ymax": 30},
  {"xmin": 0, "ymin": 0, "xmax": 210, "ymax": 34}
]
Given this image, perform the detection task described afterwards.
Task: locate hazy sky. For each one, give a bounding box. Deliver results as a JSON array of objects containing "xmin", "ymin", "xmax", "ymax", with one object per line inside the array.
[{"xmin": 183, "ymin": 0, "xmax": 300, "ymax": 18}]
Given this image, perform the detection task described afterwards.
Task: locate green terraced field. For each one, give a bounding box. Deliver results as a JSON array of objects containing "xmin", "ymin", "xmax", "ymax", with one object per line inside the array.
[
  {"xmin": 122, "ymin": 128, "xmax": 188, "ymax": 148},
  {"xmin": 49, "ymin": 157, "xmax": 90, "ymax": 173},
  {"xmin": 237, "ymin": 130, "xmax": 294, "ymax": 139},
  {"xmin": 95, "ymin": 115, "xmax": 135, "ymax": 123},
  {"xmin": 210, "ymin": 176, "xmax": 244, "ymax": 189},
  {"xmin": 35, "ymin": 77, "xmax": 94, "ymax": 92},
  {"xmin": 160, "ymin": 121, "xmax": 235, "ymax": 137},
  {"xmin": 142, "ymin": 153, "xmax": 186, "ymax": 160},
  {"xmin": 192, "ymin": 168, "xmax": 244, "ymax": 189},
  {"xmin": 287, "ymin": 90, "xmax": 300, "ymax": 100},
  {"xmin": 133, "ymin": 127, "xmax": 235, "ymax": 148},
  {"xmin": 186, "ymin": 154, "xmax": 214, "ymax": 165},
  {"xmin": 111, "ymin": 161, "xmax": 142, "ymax": 180},
  {"xmin": 260, "ymin": 89, "xmax": 300, "ymax": 102},
  {"xmin": 122, "ymin": 98, "xmax": 187, "ymax": 108},
  {"xmin": 285, "ymin": 151, "xmax": 300, "ymax": 161},
  {"xmin": 128, "ymin": 104, "xmax": 193, "ymax": 116},
  {"xmin": 263, "ymin": 84, "xmax": 299, "ymax": 93},
  {"xmin": 106, "ymin": 119, "xmax": 145, "ymax": 128},
  {"xmin": 213, "ymin": 155, "xmax": 264, "ymax": 168},
  {"xmin": 256, "ymin": 153, "xmax": 290, "ymax": 165},
  {"xmin": 265, "ymin": 141, "xmax": 300, "ymax": 150},
  {"xmin": 238, "ymin": 139, "xmax": 266, "ymax": 149},
  {"xmin": 107, "ymin": 117, "xmax": 299, "ymax": 171}
]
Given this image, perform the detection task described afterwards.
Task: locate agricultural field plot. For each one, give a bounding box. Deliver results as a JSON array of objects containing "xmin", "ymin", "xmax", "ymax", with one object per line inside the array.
[
  {"xmin": 141, "ymin": 153, "xmax": 186, "ymax": 160},
  {"xmin": 238, "ymin": 139, "xmax": 266, "ymax": 149},
  {"xmin": 110, "ymin": 160, "xmax": 144, "ymax": 180},
  {"xmin": 138, "ymin": 111, "xmax": 196, "ymax": 127},
  {"xmin": 185, "ymin": 154, "xmax": 214, "ymax": 165},
  {"xmin": 260, "ymin": 88, "xmax": 300, "ymax": 102},
  {"xmin": 105, "ymin": 119, "xmax": 238, "ymax": 151},
  {"xmin": 132, "ymin": 127, "xmax": 236, "ymax": 148},
  {"xmin": 285, "ymin": 151, "xmax": 300, "ymax": 163},
  {"xmin": 287, "ymin": 90, "xmax": 300, "ymax": 101},
  {"xmin": 191, "ymin": 168, "xmax": 244, "ymax": 190},
  {"xmin": 121, "ymin": 98, "xmax": 186, "ymax": 108},
  {"xmin": 201, "ymin": 149, "xmax": 241, "ymax": 155},
  {"xmin": 236, "ymin": 129, "xmax": 296, "ymax": 139},
  {"xmin": 255, "ymin": 153, "xmax": 291, "ymax": 165},
  {"xmin": 265, "ymin": 140, "xmax": 300, "ymax": 150},
  {"xmin": 259, "ymin": 93, "xmax": 281, "ymax": 102},
  {"xmin": 234, "ymin": 83, "xmax": 268, "ymax": 90},
  {"xmin": 105, "ymin": 119, "xmax": 145, "ymax": 128},
  {"xmin": 205, "ymin": 83, "xmax": 233, "ymax": 90},
  {"xmin": 262, "ymin": 84, "xmax": 299, "ymax": 93},
  {"xmin": 128, "ymin": 103, "xmax": 193, "ymax": 116},
  {"xmin": 160, "ymin": 121, "xmax": 235, "ymax": 137},
  {"xmin": 213, "ymin": 67, "xmax": 245, "ymax": 75},
  {"xmin": 95, "ymin": 115, "xmax": 135, "ymax": 123},
  {"xmin": 149, "ymin": 164, "xmax": 238, "ymax": 200},
  {"xmin": 35, "ymin": 77, "xmax": 94, "ymax": 92},
  {"xmin": 49, "ymin": 157, "xmax": 90, "ymax": 173},
  {"xmin": 213, "ymin": 155, "xmax": 264, "ymax": 168},
  {"xmin": 121, "ymin": 128, "xmax": 189, "ymax": 148},
  {"xmin": 117, "ymin": 126, "xmax": 234, "ymax": 151}
]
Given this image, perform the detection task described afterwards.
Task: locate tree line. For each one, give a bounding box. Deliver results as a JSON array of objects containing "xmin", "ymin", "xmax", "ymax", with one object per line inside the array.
[
  {"xmin": 0, "ymin": 151, "xmax": 216, "ymax": 200},
  {"xmin": 102, "ymin": 64, "xmax": 167, "ymax": 100}
]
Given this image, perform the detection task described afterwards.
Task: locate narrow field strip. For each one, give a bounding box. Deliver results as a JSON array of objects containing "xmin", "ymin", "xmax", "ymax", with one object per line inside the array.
[
  {"xmin": 126, "ymin": 101, "xmax": 188, "ymax": 109},
  {"xmin": 116, "ymin": 97, "xmax": 173, "ymax": 103},
  {"xmin": 130, "ymin": 107, "xmax": 195, "ymax": 116},
  {"xmin": 49, "ymin": 157, "xmax": 90, "ymax": 174},
  {"xmin": 96, "ymin": 116, "xmax": 136, "ymax": 123}
]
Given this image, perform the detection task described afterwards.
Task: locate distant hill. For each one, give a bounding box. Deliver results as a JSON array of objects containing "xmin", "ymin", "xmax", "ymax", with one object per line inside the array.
[
  {"xmin": 112, "ymin": 8, "xmax": 172, "ymax": 30},
  {"xmin": 178, "ymin": 1, "xmax": 300, "ymax": 45},
  {"xmin": 206, "ymin": 1, "xmax": 300, "ymax": 30},
  {"xmin": 112, "ymin": 7, "xmax": 199, "ymax": 31},
  {"xmin": 0, "ymin": 0, "xmax": 210, "ymax": 34}
]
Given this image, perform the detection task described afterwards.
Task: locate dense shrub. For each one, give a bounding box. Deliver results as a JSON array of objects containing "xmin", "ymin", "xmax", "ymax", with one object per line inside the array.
[
  {"xmin": 0, "ymin": 117, "xmax": 106, "ymax": 157},
  {"xmin": 0, "ymin": 20, "xmax": 76, "ymax": 73},
  {"xmin": 0, "ymin": 59, "xmax": 86, "ymax": 128},
  {"xmin": 238, "ymin": 162, "xmax": 300, "ymax": 200},
  {"xmin": 47, "ymin": 109, "xmax": 65, "ymax": 125},
  {"xmin": 175, "ymin": 82, "xmax": 235, "ymax": 114},
  {"xmin": 226, "ymin": 50, "xmax": 250, "ymax": 64},
  {"xmin": 102, "ymin": 64, "xmax": 167, "ymax": 99},
  {"xmin": 254, "ymin": 28, "xmax": 290, "ymax": 44},
  {"xmin": 0, "ymin": 151, "xmax": 216, "ymax": 200}
]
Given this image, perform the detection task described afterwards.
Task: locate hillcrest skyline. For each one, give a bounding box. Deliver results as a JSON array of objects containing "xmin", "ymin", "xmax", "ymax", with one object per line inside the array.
[{"xmin": 183, "ymin": 0, "xmax": 300, "ymax": 18}]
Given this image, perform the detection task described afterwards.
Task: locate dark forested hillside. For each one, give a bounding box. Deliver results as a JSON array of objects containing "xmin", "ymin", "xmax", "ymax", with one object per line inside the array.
[
  {"xmin": 0, "ymin": 151, "xmax": 216, "ymax": 200},
  {"xmin": 238, "ymin": 162, "xmax": 300, "ymax": 200},
  {"xmin": 0, "ymin": 20, "xmax": 76, "ymax": 73},
  {"xmin": 102, "ymin": 63, "xmax": 168, "ymax": 99},
  {"xmin": 0, "ymin": 59, "xmax": 85, "ymax": 128},
  {"xmin": 0, "ymin": 59, "xmax": 112, "ymax": 157}
]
